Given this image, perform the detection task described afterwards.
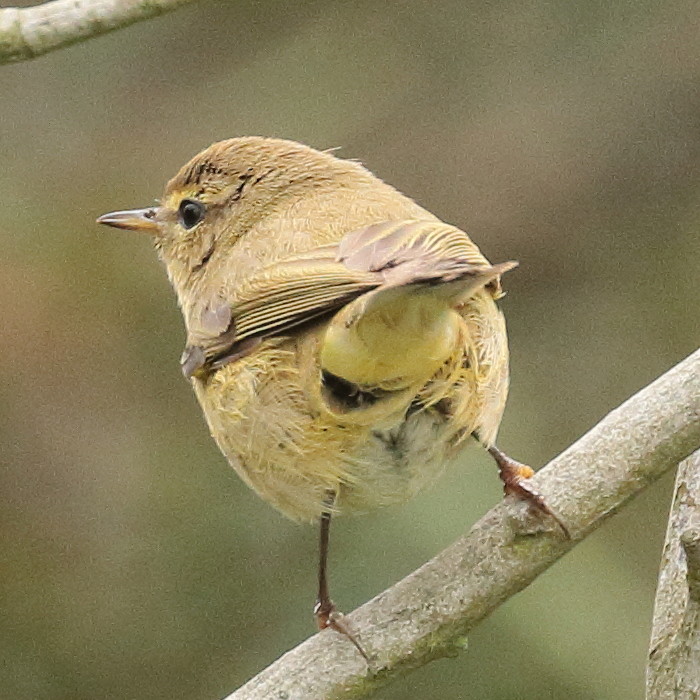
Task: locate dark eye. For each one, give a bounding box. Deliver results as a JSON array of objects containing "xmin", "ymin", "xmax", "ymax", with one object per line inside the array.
[{"xmin": 178, "ymin": 199, "xmax": 205, "ymax": 229}]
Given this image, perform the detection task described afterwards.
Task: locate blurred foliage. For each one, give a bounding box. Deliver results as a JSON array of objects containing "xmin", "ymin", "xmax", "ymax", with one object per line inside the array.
[{"xmin": 1, "ymin": 1, "xmax": 699, "ymax": 699}]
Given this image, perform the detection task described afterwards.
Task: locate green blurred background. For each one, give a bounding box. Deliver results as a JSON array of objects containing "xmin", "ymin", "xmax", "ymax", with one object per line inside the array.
[{"xmin": 1, "ymin": 1, "xmax": 698, "ymax": 698}]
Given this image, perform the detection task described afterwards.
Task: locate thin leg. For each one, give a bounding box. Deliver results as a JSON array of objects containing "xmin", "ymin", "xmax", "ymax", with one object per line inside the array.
[
  {"xmin": 313, "ymin": 492, "xmax": 369, "ymax": 661},
  {"xmin": 479, "ymin": 439, "xmax": 570, "ymax": 538},
  {"xmin": 315, "ymin": 507, "xmax": 334, "ymax": 626}
]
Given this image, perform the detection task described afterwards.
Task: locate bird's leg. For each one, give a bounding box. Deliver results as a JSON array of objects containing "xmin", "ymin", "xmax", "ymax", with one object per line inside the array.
[
  {"xmin": 313, "ymin": 492, "xmax": 369, "ymax": 661},
  {"xmin": 479, "ymin": 440, "xmax": 570, "ymax": 538}
]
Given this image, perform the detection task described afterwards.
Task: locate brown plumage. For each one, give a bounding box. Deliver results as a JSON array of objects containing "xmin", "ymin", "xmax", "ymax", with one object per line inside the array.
[{"xmin": 98, "ymin": 137, "xmax": 566, "ymax": 657}]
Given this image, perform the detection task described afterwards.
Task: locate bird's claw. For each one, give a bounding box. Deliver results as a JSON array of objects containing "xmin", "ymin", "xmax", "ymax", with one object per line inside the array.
[{"xmin": 315, "ymin": 599, "xmax": 369, "ymax": 662}]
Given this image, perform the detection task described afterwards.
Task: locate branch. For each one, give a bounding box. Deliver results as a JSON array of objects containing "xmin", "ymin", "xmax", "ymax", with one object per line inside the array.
[
  {"xmin": 225, "ymin": 349, "xmax": 700, "ymax": 700},
  {"xmin": 646, "ymin": 450, "xmax": 700, "ymax": 699},
  {"xmin": 0, "ymin": 0, "xmax": 199, "ymax": 65}
]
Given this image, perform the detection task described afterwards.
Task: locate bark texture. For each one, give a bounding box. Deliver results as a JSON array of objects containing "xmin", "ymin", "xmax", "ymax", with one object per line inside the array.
[
  {"xmin": 647, "ymin": 451, "xmax": 700, "ymax": 700},
  {"xmin": 0, "ymin": 0, "xmax": 198, "ymax": 64}
]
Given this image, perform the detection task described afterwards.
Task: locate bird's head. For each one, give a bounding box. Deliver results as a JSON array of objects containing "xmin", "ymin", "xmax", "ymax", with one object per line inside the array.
[{"xmin": 97, "ymin": 137, "xmax": 352, "ymax": 279}]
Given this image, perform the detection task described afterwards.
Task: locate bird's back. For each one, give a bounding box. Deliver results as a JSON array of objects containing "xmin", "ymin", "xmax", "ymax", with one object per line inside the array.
[{"xmin": 190, "ymin": 167, "xmax": 509, "ymax": 522}]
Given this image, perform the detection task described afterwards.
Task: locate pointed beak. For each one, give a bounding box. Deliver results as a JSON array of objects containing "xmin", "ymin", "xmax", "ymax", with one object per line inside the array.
[{"xmin": 96, "ymin": 207, "xmax": 159, "ymax": 233}]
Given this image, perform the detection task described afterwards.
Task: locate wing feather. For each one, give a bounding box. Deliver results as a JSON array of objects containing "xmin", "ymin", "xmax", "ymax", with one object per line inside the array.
[{"xmin": 184, "ymin": 219, "xmax": 510, "ymax": 377}]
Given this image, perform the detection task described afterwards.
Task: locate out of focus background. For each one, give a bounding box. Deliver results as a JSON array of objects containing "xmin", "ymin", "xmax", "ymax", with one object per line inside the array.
[{"xmin": 1, "ymin": 1, "xmax": 698, "ymax": 699}]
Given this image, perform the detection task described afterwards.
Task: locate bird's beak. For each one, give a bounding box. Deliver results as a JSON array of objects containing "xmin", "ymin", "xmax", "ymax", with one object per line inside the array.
[{"xmin": 96, "ymin": 208, "xmax": 159, "ymax": 233}]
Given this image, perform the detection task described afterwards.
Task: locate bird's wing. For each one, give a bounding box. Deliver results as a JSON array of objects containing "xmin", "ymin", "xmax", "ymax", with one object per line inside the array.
[
  {"xmin": 182, "ymin": 245, "xmax": 378, "ymax": 377},
  {"xmin": 183, "ymin": 220, "xmax": 508, "ymax": 377},
  {"xmin": 231, "ymin": 249, "xmax": 379, "ymax": 342},
  {"xmin": 338, "ymin": 219, "xmax": 488, "ymax": 272}
]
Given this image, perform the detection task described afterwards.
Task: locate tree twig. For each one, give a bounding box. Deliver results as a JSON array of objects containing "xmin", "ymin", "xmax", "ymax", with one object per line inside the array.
[
  {"xmin": 646, "ymin": 450, "xmax": 700, "ymax": 699},
  {"xmin": 0, "ymin": 0, "xmax": 199, "ymax": 65},
  {"xmin": 224, "ymin": 349, "xmax": 700, "ymax": 700}
]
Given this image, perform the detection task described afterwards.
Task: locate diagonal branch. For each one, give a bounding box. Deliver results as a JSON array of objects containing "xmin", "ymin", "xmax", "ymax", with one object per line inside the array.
[
  {"xmin": 0, "ymin": 0, "xmax": 200, "ymax": 65},
  {"xmin": 225, "ymin": 349, "xmax": 700, "ymax": 700}
]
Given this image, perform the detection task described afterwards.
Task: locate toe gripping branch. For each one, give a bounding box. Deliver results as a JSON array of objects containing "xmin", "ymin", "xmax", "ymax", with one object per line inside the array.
[
  {"xmin": 484, "ymin": 442, "xmax": 570, "ymax": 538},
  {"xmin": 315, "ymin": 497, "xmax": 370, "ymax": 661}
]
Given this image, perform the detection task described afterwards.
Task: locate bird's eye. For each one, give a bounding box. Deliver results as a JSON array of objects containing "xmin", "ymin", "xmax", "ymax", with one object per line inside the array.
[{"xmin": 178, "ymin": 199, "xmax": 206, "ymax": 229}]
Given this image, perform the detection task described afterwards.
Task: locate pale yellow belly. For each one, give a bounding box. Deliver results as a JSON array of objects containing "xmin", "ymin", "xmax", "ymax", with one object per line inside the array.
[{"xmin": 191, "ymin": 341, "xmax": 463, "ymax": 522}]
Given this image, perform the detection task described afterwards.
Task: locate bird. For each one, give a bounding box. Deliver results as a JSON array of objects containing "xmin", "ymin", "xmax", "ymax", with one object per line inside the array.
[{"xmin": 97, "ymin": 136, "xmax": 567, "ymax": 659}]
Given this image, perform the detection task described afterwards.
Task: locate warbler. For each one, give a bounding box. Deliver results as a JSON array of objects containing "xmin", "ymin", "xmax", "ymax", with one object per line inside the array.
[{"xmin": 98, "ymin": 137, "xmax": 566, "ymax": 658}]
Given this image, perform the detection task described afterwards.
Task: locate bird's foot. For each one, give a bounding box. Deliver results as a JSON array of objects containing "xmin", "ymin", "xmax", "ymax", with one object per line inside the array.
[
  {"xmin": 314, "ymin": 599, "xmax": 369, "ymax": 662},
  {"xmin": 488, "ymin": 445, "xmax": 570, "ymax": 538}
]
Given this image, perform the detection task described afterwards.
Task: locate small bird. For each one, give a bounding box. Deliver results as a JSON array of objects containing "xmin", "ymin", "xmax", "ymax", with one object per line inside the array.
[{"xmin": 98, "ymin": 137, "xmax": 566, "ymax": 658}]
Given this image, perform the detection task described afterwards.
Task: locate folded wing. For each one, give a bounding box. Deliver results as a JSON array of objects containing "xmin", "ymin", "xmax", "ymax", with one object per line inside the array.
[{"xmin": 182, "ymin": 220, "xmax": 514, "ymax": 378}]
